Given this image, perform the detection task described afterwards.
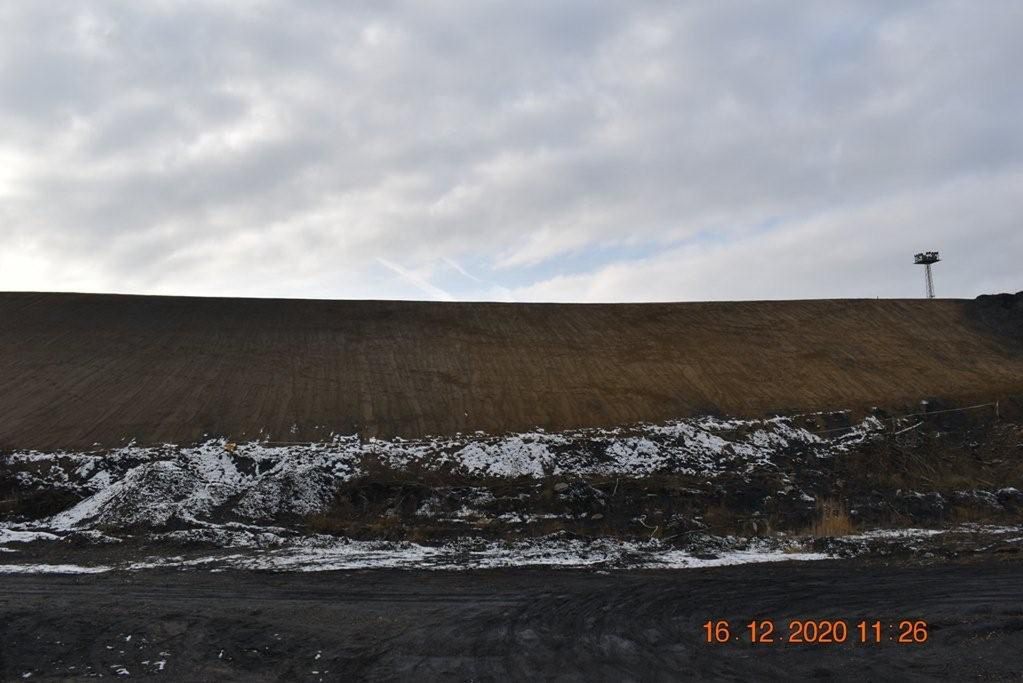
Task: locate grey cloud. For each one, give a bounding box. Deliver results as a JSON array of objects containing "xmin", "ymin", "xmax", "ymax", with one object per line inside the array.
[
  {"xmin": 511, "ymin": 170, "xmax": 1023, "ymax": 302},
  {"xmin": 0, "ymin": 1, "xmax": 1020, "ymax": 300}
]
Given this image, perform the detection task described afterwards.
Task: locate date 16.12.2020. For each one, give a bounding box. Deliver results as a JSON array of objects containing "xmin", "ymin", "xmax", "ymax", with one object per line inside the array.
[{"xmin": 703, "ymin": 619, "xmax": 928, "ymax": 645}]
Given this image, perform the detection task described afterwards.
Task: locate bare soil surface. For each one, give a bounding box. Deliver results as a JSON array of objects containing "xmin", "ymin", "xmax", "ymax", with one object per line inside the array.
[
  {"xmin": 3, "ymin": 292, "xmax": 1023, "ymax": 449},
  {"xmin": 1, "ymin": 559, "xmax": 1022, "ymax": 681}
]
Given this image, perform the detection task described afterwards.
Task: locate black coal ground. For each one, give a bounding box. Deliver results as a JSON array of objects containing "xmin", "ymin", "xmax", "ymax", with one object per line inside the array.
[{"xmin": 1, "ymin": 559, "xmax": 1021, "ymax": 681}]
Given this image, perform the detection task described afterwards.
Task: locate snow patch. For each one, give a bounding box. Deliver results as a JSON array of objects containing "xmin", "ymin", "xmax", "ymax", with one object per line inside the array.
[
  {"xmin": 0, "ymin": 563, "xmax": 111, "ymax": 574},
  {"xmin": 3, "ymin": 415, "xmax": 887, "ymax": 532},
  {"xmin": 0, "ymin": 529, "xmax": 59, "ymax": 544}
]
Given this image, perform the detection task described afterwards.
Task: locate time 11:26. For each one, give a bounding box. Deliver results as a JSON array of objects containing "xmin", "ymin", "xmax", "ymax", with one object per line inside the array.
[{"xmin": 703, "ymin": 619, "xmax": 928, "ymax": 644}]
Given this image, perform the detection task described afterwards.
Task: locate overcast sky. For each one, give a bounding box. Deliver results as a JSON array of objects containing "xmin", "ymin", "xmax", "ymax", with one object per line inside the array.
[{"xmin": 1, "ymin": 1, "xmax": 1020, "ymax": 302}]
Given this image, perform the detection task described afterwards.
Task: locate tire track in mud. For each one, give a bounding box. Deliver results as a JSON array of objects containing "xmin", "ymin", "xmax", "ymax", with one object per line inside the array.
[{"xmin": 2, "ymin": 560, "xmax": 1022, "ymax": 680}]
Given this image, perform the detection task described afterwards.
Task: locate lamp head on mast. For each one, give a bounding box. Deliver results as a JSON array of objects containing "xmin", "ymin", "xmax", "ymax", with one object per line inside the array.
[{"xmin": 914, "ymin": 251, "xmax": 941, "ymax": 299}]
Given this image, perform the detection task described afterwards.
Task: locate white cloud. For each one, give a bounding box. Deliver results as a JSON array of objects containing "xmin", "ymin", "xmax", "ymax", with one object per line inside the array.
[
  {"xmin": 0, "ymin": 1, "xmax": 1020, "ymax": 301},
  {"xmin": 510, "ymin": 169, "xmax": 1023, "ymax": 302}
]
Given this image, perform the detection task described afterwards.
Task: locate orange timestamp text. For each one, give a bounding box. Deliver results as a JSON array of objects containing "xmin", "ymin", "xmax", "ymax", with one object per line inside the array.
[{"xmin": 703, "ymin": 619, "xmax": 928, "ymax": 645}]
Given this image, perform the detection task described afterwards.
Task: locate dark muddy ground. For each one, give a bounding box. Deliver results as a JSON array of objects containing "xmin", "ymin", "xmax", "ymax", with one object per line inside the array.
[{"xmin": 1, "ymin": 559, "xmax": 1022, "ymax": 681}]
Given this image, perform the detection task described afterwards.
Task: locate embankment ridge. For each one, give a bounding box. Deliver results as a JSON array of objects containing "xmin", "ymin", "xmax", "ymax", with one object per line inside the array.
[{"xmin": 2, "ymin": 291, "xmax": 1022, "ymax": 449}]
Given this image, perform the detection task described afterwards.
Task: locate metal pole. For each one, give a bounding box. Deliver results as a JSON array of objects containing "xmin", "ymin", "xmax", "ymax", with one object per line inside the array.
[{"xmin": 925, "ymin": 264, "xmax": 934, "ymax": 299}]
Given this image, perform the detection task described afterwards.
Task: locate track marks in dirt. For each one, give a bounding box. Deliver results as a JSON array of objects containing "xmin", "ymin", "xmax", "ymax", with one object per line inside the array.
[
  {"xmin": 4, "ymin": 293, "xmax": 1023, "ymax": 449},
  {"xmin": 3, "ymin": 562, "xmax": 1023, "ymax": 680}
]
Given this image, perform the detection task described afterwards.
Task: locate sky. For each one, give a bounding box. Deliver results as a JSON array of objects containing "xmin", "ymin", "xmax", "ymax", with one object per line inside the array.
[{"xmin": 0, "ymin": 1, "xmax": 1020, "ymax": 303}]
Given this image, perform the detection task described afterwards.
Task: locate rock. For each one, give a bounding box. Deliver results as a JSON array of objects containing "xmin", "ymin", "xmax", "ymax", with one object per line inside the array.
[
  {"xmin": 553, "ymin": 482, "xmax": 570, "ymax": 493},
  {"xmin": 996, "ymin": 487, "xmax": 1023, "ymax": 508},
  {"xmin": 590, "ymin": 513, "xmax": 604, "ymax": 521},
  {"xmin": 951, "ymin": 490, "xmax": 1002, "ymax": 511},
  {"xmin": 896, "ymin": 491, "xmax": 946, "ymax": 520}
]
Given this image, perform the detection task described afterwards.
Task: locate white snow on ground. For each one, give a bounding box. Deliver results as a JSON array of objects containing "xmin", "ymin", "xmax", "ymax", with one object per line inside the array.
[
  {"xmin": 0, "ymin": 564, "xmax": 111, "ymax": 574},
  {"xmin": 1, "ymin": 525, "xmax": 1018, "ymax": 573},
  {"xmin": 3, "ymin": 414, "xmax": 889, "ymax": 532},
  {"xmin": 101, "ymin": 536, "xmax": 832, "ymax": 572},
  {"xmin": 845, "ymin": 528, "xmax": 947, "ymax": 540},
  {"xmin": 0, "ymin": 529, "xmax": 59, "ymax": 544},
  {"xmin": 845, "ymin": 524, "xmax": 1022, "ymax": 540},
  {"xmin": 640, "ymin": 550, "xmax": 829, "ymax": 569},
  {"xmin": 0, "ymin": 532, "xmax": 833, "ymax": 573},
  {"xmin": 4, "ymin": 414, "xmax": 1017, "ymax": 574}
]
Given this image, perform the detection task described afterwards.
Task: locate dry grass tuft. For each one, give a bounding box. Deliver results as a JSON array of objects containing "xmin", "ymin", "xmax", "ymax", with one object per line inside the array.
[{"xmin": 810, "ymin": 498, "xmax": 855, "ymax": 538}]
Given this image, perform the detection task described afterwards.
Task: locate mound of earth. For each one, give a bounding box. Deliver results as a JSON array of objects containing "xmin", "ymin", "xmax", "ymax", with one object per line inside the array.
[{"xmin": 2, "ymin": 292, "xmax": 1023, "ymax": 449}]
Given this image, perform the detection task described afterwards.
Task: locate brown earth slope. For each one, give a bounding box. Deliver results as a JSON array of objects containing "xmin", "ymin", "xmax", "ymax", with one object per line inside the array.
[{"xmin": 1, "ymin": 292, "xmax": 1022, "ymax": 449}]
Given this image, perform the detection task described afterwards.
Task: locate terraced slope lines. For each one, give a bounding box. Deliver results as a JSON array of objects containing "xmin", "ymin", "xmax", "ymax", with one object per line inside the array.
[{"xmin": 1, "ymin": 291, "xmax": 1022, "ymax": 449}]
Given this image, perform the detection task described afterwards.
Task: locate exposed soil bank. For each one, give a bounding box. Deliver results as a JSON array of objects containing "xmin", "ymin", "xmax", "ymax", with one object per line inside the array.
[
  {"xmin": 3, "ymin": 292, "xmax": 1023, "ymax": 449},
  {"xmin": 2, "ymin": 559, "xmax": 1022, "ymax": 681},
  {"xmin": 4, "ymin": 413, "xmax": 1020, "ymax": 546}
]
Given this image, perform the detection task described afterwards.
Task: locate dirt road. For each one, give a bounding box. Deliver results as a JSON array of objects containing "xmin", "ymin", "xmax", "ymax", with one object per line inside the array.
[{"xmin": 1, "ymin": 560, "xmax": 1021, "ymax": 680}]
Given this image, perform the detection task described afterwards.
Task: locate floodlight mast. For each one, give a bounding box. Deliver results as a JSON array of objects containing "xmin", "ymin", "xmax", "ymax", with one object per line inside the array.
[{"xmin": 914, "ymin": 251, "xmax": 941, "ymax": 299}]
